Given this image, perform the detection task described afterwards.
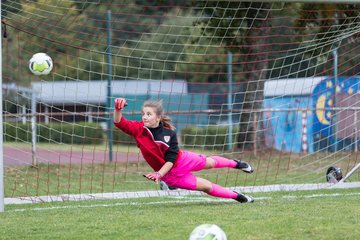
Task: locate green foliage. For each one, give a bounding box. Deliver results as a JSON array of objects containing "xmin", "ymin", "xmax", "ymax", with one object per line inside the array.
[
  {"xmin": 110, "ymin": 6, "xmax": 195, "ymax": 80},
  {"xmin": 181, "ymin": 126, "xmax": 239, "ymax": 150},
  {"xmin": 194, "ymin": 1, "xmax": 272, "ymax": 46},
  {"xmin": 2, "ymin": 0, "xmax": 22, "ymax": 16},
  {"xmin": 295, "ymin": 3, "xmax": 360, "ymax": 62},
  {"xmin": 4, "ymin": 122, "xmax": 104, "ymax": 144},
  {"xmin": 2, "ymin": 0, "xmax": 81, "ymax": 85},
  {"xmin": 112, "ymin": 128, "xmax": 136, "ymax": 145},
  {"xmin": 3, "ymin": 121, "xmax": 140, "ymax": 145},
  {"xmin": 3, "ymin": 122, "xmax": 32, "ymax": 142},
  {"xmin": 4, "ymin": 1, "xmax": 360, "ymax": 84},
  {"xmin": 3, "ymin": 1, "xmax": 194, "ymax": 84}
]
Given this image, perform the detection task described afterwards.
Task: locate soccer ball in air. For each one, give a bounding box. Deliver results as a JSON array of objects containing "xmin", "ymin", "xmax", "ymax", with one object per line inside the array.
[
  {"xmin": 29, "ymin": 53, "xmax": 53, "ymax": 75},
  {"xmin": 188, "ymin": 224, "xmax": 227, "ymax": 240}
]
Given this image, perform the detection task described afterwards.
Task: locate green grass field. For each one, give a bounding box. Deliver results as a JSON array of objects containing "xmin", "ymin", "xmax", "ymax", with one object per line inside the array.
[
  {"xmin": 4, "ymin": 143, "xmax": 360, "ymax": 239},
  {"xmin": 1, "ymin": 188, "xmax": 360, "ymax": 240},
  {"xmin": 6, "ymin": 142, "xmax": 359, "ymax": 198}
]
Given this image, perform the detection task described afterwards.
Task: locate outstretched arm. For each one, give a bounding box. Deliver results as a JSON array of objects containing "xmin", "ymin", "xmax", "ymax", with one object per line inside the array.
[
  {"xmin": 113, "ymin": 109, "xmax": 122, "ymax": 123},
  {"xmin": 143, "ymin": 162, "xmax": 174, "ymax": 183},
  {"xmin": 158, "ymin": 161, "xmax": 174, "ymax": 177},
  {"xmin": 113, "ymin": 98, "xmax": 127, "ymax": 123}
]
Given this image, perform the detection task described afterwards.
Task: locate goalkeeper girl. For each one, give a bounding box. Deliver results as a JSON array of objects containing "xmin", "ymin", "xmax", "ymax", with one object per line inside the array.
[{"xmin": 113, "ymin": 98, "xmax": 255, "ymax": 203}]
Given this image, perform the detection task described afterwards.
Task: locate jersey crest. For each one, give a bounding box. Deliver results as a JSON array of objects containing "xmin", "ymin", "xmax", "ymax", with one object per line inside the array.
[{"xmin": 164, "ymin": 136, "xmax": 170, "ymax": 142}]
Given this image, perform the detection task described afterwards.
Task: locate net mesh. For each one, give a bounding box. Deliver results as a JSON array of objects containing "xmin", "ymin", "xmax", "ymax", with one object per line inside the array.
[{"xmin": 2, "ymin": 1, "xmax": 360, "ymax": 203}]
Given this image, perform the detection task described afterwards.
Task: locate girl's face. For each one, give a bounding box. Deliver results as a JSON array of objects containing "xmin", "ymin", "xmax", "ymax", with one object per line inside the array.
[{"xmin": 142, "ymin": 106, "xmax": 161, "ymax": 128}]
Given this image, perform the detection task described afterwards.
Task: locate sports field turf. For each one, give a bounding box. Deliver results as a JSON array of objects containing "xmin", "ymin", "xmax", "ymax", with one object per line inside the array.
[{"xmin": 1, "ymin": 188, "xmax": 359, "ymax": 240}]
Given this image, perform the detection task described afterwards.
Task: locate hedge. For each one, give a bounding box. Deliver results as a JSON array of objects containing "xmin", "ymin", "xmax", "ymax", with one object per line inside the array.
[
  {"xmin": 4, "ymin": 122, "xmax": 235, "ymax": 148},
  {"xmin": 180, "ymin": 126, "xmax": 239, "ymax": 149},
  {"xmin": 4, "ymin": 122, "xmax": 104, "ymax": 144}
]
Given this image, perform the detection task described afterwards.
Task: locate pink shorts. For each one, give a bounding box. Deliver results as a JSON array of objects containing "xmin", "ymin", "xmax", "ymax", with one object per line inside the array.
[{"xmin": 161, "ymin": 150, "xmax": 207, "ymax": 190}]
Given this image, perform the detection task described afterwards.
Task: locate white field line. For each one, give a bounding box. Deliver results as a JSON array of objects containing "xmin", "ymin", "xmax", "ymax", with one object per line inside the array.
[
  {"xmin": 8, "ymin": 192, "xmax": 360, "ymax": 213},
  {"xmin": 5, "ymin": 181, "xmax": 360, "ymax": 205}
]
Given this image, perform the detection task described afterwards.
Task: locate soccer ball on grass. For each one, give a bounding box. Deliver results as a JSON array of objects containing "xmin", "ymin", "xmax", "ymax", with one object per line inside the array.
[
  {"xmin": 188, "ymin": 224, "xmax": 227, "ymax": 240},
  {"xmin": 29, "ymin": 52, "xmax": 53, "ymax": 75}
]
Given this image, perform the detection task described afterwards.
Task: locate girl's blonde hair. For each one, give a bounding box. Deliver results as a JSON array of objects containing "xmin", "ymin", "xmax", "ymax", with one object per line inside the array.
[{"xmin": 143, "ymin": 99, "xmax": 175, "ymax": 130}]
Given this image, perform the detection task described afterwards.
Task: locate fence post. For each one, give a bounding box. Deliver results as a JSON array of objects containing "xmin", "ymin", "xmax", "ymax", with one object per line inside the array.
[
  {"xmin": 253, "ymin": 112, "xmax": 257, "ymax": 156},
  {"xmin": 354, "ymin": 109, "xmax": 358, "ymax": 152},
  {"xmin": 31, "ymin": 91, "xmax": 37, "ymax": 166}
]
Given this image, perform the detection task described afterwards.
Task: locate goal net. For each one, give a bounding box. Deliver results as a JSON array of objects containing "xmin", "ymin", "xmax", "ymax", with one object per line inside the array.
[{"xmin": 2, "ymin": 0, "xmax": 360, "ymax": 204}]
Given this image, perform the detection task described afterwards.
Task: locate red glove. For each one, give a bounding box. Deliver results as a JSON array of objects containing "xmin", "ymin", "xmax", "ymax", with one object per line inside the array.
[
  {"xmin": 143, "ymin": 172, "xmax": 162, "ymax": 183},
  {"xmin": 114, "ymin": 98, "xmax": 127, "ymax": 110}
]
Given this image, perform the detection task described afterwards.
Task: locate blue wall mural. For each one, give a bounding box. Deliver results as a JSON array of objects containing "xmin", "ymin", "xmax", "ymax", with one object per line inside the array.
[
  {"xmin": 264, "ymin": 76, "xmax": 360, "ymax": 153},
  {"xmin": 264, "ymin": 96, "xmax": 313, "ymax": 153},
  {"xmin": 312, "ymin": 76, "xmax": 360, "ymax": 151}
]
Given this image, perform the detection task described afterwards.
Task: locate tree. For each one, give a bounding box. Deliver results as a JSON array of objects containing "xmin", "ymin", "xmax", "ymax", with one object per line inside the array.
[
  {"xmin": 295, "ymin": 3, "xmax": 360, "ymax": 76},
  {"xmin": 3, "ymin": 1, "xmax": 192, "ymax": 83},
  {"xmin": 193, "ymin": 2, "xmax": 272, "ymax": 150},
  {"xmin": 2, "ymin": 0, "xmax": 81, "ymax": 85}
]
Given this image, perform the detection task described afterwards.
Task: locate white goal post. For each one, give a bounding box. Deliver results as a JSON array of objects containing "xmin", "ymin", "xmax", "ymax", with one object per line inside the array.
[{"xmin": 0, "ymin": 0, "xmax": 4, "ymax": 213}]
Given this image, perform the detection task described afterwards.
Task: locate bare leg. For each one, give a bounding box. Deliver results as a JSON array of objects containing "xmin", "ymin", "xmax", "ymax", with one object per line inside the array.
[{"xmin": 203, "ymin": 157, "xmax": 216, "ymax": 169}]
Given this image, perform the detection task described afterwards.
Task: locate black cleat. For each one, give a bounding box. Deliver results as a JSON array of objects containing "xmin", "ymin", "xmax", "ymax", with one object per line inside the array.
[
  {"xmin": 159, "ymin": 180, "xmax": 177, "ymax": 191},
  {"xmin": 234, "ymin": 192, "xmax": 254, "ymax": 203},
  {"xmin": 234, "ymin": 159, "xmax": 254, "ymax": 173}
]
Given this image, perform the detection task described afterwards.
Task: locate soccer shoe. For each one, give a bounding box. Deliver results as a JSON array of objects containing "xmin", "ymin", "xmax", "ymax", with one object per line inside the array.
[
  {"xmin": 234, "ymin": 192, "xmax": 254, "ymax": 203},
  {"xmin": 159, "ymin": 181, "xmax": 177, "ymax": 191},
  {"xmin": 234, "ymin": 159, "xmax": 254, "ymax": 173}
]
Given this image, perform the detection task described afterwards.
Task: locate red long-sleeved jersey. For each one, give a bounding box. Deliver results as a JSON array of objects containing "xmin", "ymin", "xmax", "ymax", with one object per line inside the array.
[{"xmin": 114, "ymin": 116, "xmax": 181, "ymax": 171}]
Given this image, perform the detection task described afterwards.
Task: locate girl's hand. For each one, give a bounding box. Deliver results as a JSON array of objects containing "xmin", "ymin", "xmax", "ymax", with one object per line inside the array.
[
  {"xmin": 114, "ymin": 98, "xmax": 127, "ymax": 110},
  {"xmin": 143, "ymin": 172, "xmax": 162, "ymax": 183}
]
